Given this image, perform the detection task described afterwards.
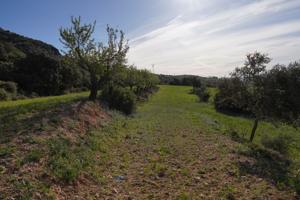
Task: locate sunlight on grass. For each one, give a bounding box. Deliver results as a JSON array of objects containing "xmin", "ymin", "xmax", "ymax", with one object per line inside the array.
[{"xmin": 0, "ymin": 91, "xmax": 89, "ymax": 116}]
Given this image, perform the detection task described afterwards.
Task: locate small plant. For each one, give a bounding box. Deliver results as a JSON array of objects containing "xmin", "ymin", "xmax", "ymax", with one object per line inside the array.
[
  {"xmin": 47, "ymin": 138, "xmax": 82, "ymax": 183},
  {"xmin": 152, "ymin": 163, "xmax": 168, "ymax": 178},
  {"xmin": 22, "ymin": 149, "xmax": 43, "ymax": 164},
  {"xmin": 0, "ymin": 146, "xmax": 14, "ymax": 158},
  {"xmin": 176, "ymin": 192, "xmax": 191, "ymax": 200},
  {"xmin": 219, "ymin": 185, "xmax": 236, "ymax": 200},
  {"xmin": 49, "ymin": 156, "xmax": 81, "ymax": 183}
]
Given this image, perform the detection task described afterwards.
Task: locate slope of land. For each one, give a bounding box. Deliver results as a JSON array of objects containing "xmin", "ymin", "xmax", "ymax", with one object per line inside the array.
[
  {"xmin": 0, "ymin": 86, "xmax": 299, "ymax": 199},
  {"xmin": 0, "ymin": 27, "xmax": 60, "ymax": 57}
]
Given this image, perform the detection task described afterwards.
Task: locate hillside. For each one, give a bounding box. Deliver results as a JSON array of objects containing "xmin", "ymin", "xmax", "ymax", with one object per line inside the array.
[
  {"xmin": 0, "ymin": 85, "xmax": 298, "ymax": 199},
  {"xmin": 0, "ymin": 27, "xmax": 60, "ymax": 57},
  {"xmin": 0, "ymin": 28, "xmax": 88, "ymax": 96}
]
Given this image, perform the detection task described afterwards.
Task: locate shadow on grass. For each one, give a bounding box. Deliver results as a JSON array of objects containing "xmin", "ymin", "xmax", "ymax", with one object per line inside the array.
[
  {"xmin": 231, "ymin": 132, "xmax": 300, "ymax": 194},
  {"xmin": 238, "ymin": 145, "xmax": 291, "ymax": 185},
  {"xmin": 0, "ymin": 99, "xmax": 88, "ymax": 144}
]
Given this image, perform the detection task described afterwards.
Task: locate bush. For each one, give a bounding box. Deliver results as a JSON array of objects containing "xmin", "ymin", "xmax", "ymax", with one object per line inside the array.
[
  {"xmin": 0, "ymin": 88, "xmax": 9, "ymax": 101},
  {"xmin": 214, "ymin": 78, "xmax": 251, "ymax": 114},
  {"xmin": 0, "ymin": 81, "xmax": 17, "ymax": 100},
  {"xmin": 0, "ymin": 81, "xmax": 17, "ymax": 94},
  {"xmin": 261, "ymin": 134, "xmax": 292, "ymax": 155},
  {"xmin": 101, "ymin": 86, "xmax": 136, "ymax": 115},
  {"xmin": 193, "ymin": 86, "xmax": 210, "ymax": 102}
]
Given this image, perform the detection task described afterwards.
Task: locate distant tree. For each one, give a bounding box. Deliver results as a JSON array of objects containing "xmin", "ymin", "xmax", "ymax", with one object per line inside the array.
[{"xmin": 231, "ymin": 52, "xmax": 271, "ymax": 142}]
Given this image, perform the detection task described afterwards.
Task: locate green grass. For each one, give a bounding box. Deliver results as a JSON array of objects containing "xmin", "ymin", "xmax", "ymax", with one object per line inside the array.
[
  {"xmin": 157, "ymin": 85, "xmax": 300, "ymax": 157},
  {"xmin": 0, "ymin": 91, "xmax": 89, "ymax": 117}
]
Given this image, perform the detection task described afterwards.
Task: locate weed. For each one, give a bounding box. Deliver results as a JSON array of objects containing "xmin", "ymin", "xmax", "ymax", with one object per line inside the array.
[
  {"xmin": 176, "ymin": 192, "xmax": 192, "ymax": 200},
  {"xmin": 47, "ymin": 138, "xmax": 81, "ymax": 183},
  {"xmin": 152, "ymin": 162, "xmax": 168, "ymax": 177},
  {"xmin": 22, "ymin": 149, "xmax": 43, "ymax": 164},
  {"xmin": 219, "ymin": 185, "xmax": 236, "ymax": 200}
]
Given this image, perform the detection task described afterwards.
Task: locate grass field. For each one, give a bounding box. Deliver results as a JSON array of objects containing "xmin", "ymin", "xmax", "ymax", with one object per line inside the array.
[{"xmin": 1, "ymin": 85, "xmax": 299, "ymax": 199}]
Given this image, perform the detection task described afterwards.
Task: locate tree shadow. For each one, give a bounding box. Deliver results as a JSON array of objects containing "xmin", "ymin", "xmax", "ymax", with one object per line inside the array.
[
  {"xmin": 0, "ymin": 100, "xmax": 88, "ymax": 144},
  {"xmin": 236, "ymin": 144, "xmax": 300, "ymax": 193}
]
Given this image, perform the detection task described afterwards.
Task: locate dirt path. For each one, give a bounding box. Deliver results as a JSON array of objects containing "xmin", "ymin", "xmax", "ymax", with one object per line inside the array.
[
  {"xmin": 86, "ymin": 86, "xmax": 296, "ymax": 199},
  {"xmin": 1, "ymin": 86, "xmax": 297, "ymax": 199}
]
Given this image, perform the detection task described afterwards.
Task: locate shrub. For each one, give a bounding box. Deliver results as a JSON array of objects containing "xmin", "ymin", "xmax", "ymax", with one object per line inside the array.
[
  {"xmin": 193, "ymin": 86, "xmax": 210, "ymax": 102},
  {"xmin": 261, "ymin": 134, "xmax": 292, "ymax": 155},
  {"xmin": 0, "ymin": 88, "xmax": 9, "ymax": 101},
  {"xmin": 0, "ymin": 81, "xmax": 17, "ymax": 94},
  {"xmin": 101, "ymin": 86, "xmax": 136, "ymax": 115},
  {"xmin": 214, "ymin": 78, "xmax": 251, "ymax": 114},
  {"xmin": 0, "ymin": 81, "xmax": 17, "ymax": 100}
]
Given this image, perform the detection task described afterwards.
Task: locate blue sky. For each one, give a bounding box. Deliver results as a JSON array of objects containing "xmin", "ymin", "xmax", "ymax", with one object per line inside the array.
[{"xmin": 1, "ymin": 0, "xmax": 300, "ymax": 76}]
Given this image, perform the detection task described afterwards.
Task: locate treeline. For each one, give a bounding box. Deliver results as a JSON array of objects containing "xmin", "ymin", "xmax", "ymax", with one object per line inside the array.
[
  {"xmin": 214, "ymin": 52, "xmax": 300, "ymax": 141},
  {"xmin": 159, "ymin": 74, "xmax": 219, "ymax": 87}
]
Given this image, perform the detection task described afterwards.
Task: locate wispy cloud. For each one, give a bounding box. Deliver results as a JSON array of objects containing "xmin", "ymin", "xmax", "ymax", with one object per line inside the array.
[{"xmin": 128, "ymin": 0, "xmax": 300, "ymax": 76}]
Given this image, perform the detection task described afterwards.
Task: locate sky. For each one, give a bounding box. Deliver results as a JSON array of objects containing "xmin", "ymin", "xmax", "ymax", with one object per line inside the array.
[{"xmin": 1, "ymin": 0, "xmax": 300, "ymax": 76}]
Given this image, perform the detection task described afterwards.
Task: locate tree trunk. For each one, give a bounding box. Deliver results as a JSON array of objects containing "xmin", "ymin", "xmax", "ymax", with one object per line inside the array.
[
  {"xmin": 89, "ymin": 76, "xmax": 98, "ymax": 101},
  {"xmin": 249, "ymin": 118, "xmax": 259, "ymax": 142},
  {"xmin": 89, "ymin": 87, "xmax": 97, "ymax": 101}
]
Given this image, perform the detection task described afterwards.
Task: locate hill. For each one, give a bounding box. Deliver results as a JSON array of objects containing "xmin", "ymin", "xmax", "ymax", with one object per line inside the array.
[
  {"xmin": 0, "ymin": 28, "xmax": 88, "ymax": 97},
  {"xmin": 0, "ymin": 27, "xmax": 60, "ymax": 57}
]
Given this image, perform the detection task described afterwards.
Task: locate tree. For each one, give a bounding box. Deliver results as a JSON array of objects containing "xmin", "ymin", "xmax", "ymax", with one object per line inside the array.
[
  {"xmin": 231, "ymin": 52, "xmax": 271, "ymax": 142},
  {"xmin": 59, "ymin": 17, "xmax": 99, "ymax": 100},
  {"xmin": 263, "ymin": 62, "xmax": 300, "ymax": 126},
  {"xmin": 60, "ymin": 17, "xmax": 129, "ymax": 100},
  {"xmin": 98, "ymin": 26, "xmax": 129, "ymax": 92}
]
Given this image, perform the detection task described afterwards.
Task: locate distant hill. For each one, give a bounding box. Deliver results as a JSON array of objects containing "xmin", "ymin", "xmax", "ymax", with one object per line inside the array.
[
  {"xmin": 0, "ymin": 27, "xmax": 60, "ymax": 58},
  {"xmin": 0, "ymin": 28, "xmax": 76, "ymax": 96}
]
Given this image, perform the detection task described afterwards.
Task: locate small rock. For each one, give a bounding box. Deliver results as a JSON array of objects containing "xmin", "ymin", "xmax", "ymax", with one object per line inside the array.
[
  {"xmin": 113, "ymin": 175, "xmax": 126, "ymax": 182},
  {"xmin": 112, "ymin": 188, "xmax": 118, "ymax": 194},
  {"xmin": 194, "ymin": 176, "xmax": 202, "ymax": 182}
]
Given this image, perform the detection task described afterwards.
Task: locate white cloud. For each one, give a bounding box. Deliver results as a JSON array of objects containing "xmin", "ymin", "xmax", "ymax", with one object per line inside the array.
[{"xmin": 128, "ymin": 0, "xmax": 300, "ymax": 76}]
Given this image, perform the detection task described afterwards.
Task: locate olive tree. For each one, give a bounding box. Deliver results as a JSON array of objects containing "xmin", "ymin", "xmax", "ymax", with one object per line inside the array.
[
  {"xmin": 60, "ymin": 17, "xmax": 129, "ymax": 100},
  {"xmin": 232, "ymin": 52, "xmax": 271, "ymax": 142}
]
